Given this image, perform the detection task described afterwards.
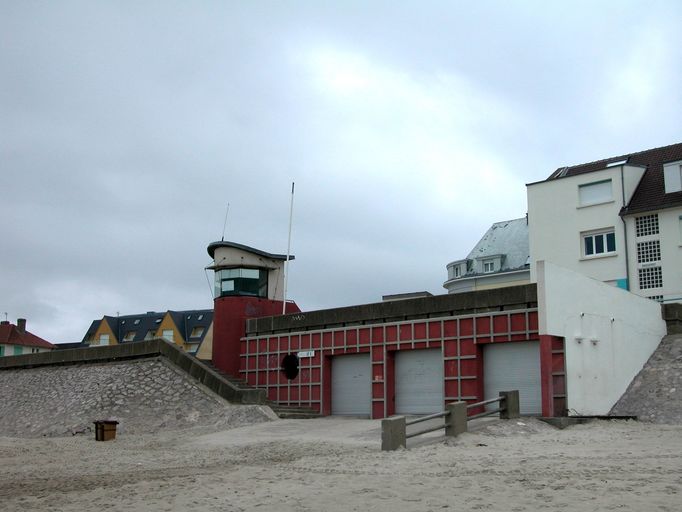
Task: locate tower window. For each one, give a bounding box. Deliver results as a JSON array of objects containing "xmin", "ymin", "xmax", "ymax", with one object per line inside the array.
[{"xmin": 215, "ymin": 268, "xmax": 268, "ymax": 298}]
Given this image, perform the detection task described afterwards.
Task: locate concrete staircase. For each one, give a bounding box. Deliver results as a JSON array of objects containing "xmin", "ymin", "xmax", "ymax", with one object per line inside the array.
[{"xmin": 203, "ymin": 362, "xmax": 320, "ymax": 419}]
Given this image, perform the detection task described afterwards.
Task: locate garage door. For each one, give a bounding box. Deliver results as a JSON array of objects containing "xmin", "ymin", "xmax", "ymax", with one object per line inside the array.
[
  {"xmin": 396, "ymin": 349, "xmax": 444, "ymax": 415},
  {"xmin": 484, "ymin": 341, "xmax": 541, "ymax": 415},
  {"xmin": 331, "ymin": 353, "xmax": 371, "ymax": 416}
]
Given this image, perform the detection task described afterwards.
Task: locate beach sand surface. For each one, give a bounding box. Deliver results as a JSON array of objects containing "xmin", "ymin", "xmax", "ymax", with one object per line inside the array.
[{"xmin": 1, "ymin": 417, "xmax": 680, "ymax": 511}]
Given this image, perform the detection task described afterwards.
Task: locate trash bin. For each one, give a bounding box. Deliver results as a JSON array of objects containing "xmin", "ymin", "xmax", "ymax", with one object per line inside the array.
[{"xmin": 94, "ymin": 420, "xmax": 119, "ymax": 441}]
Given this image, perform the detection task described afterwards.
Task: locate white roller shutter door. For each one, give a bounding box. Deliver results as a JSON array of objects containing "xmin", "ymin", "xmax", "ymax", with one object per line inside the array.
[
  {"xmin": 395, "ymin": 349, "xmax": 444, "ymax": 415},
  {"xmin": 483, "ymin": 341, "xmax": 541, "ymax": 415},
  {"xmin": 331, "ymin": 353, "xmax": 371, "ymax": 416}
]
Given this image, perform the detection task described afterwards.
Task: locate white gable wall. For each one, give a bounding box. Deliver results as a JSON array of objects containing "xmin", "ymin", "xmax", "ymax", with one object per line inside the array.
[{"xmin": 528, "ymin": 165, "xmax": 645, "ymax": 289}]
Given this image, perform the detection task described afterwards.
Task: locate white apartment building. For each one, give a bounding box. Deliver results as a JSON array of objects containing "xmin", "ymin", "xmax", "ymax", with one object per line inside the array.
[{"xmin": 527, "ymin": 142, "xmax": 682, "ymax": 303}]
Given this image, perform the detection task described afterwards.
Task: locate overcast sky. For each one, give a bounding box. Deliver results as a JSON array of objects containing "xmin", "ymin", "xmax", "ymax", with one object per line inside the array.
[{"xmin": 2, "ymin": 1, "xmax": 681, "ymax": 343}]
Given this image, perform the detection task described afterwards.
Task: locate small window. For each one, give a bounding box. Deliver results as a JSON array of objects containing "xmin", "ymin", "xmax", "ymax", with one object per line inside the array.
[
  {"xmin": 190, "ymin": 327, "xmax": 205, "ymax": 339},
  {"xmin": 483, "ymin": 261, "xmax": 495, "ymax": 273},
  {"xmin": 155, "ymin": 318, "xmax": 162, "ymax": 324},
  {"xmin": 639, "ymin": 267, "xmax": 663, "ymax": 290},
  {"xmin": 663, "ymin": 161, "xmax": 682, "ymax": 194},
  {"xmin": 583, "ymin": 230, "xmax": 616, "ymax": 257},
  {"xmin": 134, "ymin": 319, "xmax": 140, "ymax": 325},
  {"xmin": 637, "ymin": 241, "xmax": 661, "ymax": 263},
  {"xmin": 122, "ymin": 331, "xmax": 136, "ymax": 342},
  {"xmin": 197, "ymin": 314, "xmax": 204, "ymax": 320},
  {"xmin": 635, "ymin": 214, "xmax": 659, "ymax": 237},
  {"xmin": 648, "ymin": 295, "xmax": 663, "ymax": 303},
  {"xmin": 579, "ymin": 180, "xmax": 613, "ymax": 207},
  {"xmin": 99, "ymin": 334, "xmax": 110, "ymax": 346},
  {"xmin": 144, "ymin": 330, "xmax": 156, "ymax": 340},
  {"xmin": 162, "ymin": 330, "xmax": 174, "ymax": 342},
  {"xmin": 454, "ymin": 266, "xmax": 461, "ymax": 278}
]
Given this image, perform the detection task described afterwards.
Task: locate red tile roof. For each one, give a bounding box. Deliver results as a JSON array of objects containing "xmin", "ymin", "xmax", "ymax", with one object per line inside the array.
[
  {"xmin": 0, "ymin": 322, "xmax": 55, "ymax": 349},
  {"xmin": 547, "ymin": 142, "xmax": 682, "ymax": 215}
]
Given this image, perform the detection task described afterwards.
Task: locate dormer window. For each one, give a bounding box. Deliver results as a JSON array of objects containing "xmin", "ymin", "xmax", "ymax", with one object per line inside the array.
[
  {"xmin": 483, "ymin": 261, "xmax": 495, "ymax": 273},
  {"xmin": 454, "ymin": 266, "xmax": 461, "ymax": 278},
  {"xmin": 123, "ymin": 331, "xmax": 136, "ymax": 342},
  {"xmin": 663, "ymin": 161, "xmax": 682, "ymax": 193}
]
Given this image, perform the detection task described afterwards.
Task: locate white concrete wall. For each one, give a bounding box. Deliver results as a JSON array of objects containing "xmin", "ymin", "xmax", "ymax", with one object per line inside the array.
[
  {"xmin": 527, "ymin": 166, "xmax": 645, "ymax": 286},
  {"xmin": 537, "ymin": 260, "xmax": 666, "ymax": 415}
]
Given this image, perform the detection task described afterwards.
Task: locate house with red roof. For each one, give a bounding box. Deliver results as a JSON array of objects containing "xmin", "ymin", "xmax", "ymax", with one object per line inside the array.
[
  {"xmin": 0, "ymin": 318, "xmax": 56, "ymax": 357},
  {"xmin": 527, "ymin": 142, "xmax": 682, "ymax": 304}
]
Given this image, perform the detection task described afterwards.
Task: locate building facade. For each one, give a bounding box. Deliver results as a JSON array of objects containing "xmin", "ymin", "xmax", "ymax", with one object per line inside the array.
[
  {"xmin": 443, "ymin": 217, "xmax": 530, "ymax": 294},
  {"xmin": 83, "ymin": 309, "xmax": 213, "ymax": 355},
  {"xmin": 0, "ymin": 318, "xmax": 55, "ymax": 356},
  {"xmin": 527, "ymin": 142, "xmax": 682, "ymax": 303}
]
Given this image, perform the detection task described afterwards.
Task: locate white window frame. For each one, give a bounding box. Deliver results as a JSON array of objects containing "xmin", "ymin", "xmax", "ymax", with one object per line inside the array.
[
  {"xmin": 483, "ymin": 261, "xmax": 495, "ymax": 273},
  {"xmin": 99, "ymin": 334, "xmax": 110, "ymax": 346},
  {"xmin": 162, "ymin": 329, "xmax": 174, "ymax": 342},
  {"xmin": 454, "ymin": 266, "xmax": 461, "ymax": 278},
  {"xmin": 582, "ymin": 229, "xmax": 616, "ymax": 258}
]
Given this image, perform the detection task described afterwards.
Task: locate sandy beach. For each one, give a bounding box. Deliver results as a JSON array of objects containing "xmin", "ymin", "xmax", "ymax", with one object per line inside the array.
[{"xmin": 1, "ymin": 417, "xmax": 681, "ymax": 511}]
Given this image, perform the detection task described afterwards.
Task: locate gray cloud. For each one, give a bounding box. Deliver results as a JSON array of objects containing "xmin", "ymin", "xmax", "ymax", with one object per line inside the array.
[{"xmin": 2, "ymin": 1, "xmax": 681, "ymax": 342}]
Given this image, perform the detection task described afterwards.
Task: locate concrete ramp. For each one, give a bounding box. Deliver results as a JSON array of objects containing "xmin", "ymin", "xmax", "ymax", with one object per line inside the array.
[{"xmin": 611, "ymin": 334, "xmax": 682, "ymax": 424}]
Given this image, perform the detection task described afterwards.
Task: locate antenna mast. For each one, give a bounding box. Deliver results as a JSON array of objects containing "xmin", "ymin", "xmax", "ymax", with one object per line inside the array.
[
  {"xmin": 221, "ymin": 203, "xmax": 230, "ymax": 241},
  {"xmin": 282, "ymin": 182, "xmax": 295, "ymax": 314}
]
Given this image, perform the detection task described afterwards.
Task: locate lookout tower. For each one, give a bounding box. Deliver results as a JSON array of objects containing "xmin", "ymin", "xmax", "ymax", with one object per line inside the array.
[{"xmin": 207, "ymin": 241, "xmax": 300, "ymax": 375}]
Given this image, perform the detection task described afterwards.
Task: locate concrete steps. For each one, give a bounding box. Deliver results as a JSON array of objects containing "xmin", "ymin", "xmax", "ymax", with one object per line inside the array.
[{"xmin": 203, "ymin": 361, "xmax": 320, "ymax": 419}]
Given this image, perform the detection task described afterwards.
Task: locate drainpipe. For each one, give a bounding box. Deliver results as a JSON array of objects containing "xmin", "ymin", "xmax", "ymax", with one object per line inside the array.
[{"xmin": 620, "ymin": 166, "xmax": 630, "ymax": 291}]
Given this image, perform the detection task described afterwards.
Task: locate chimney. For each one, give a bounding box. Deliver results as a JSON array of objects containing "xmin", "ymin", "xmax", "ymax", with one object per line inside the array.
[{"xmin": 17, "ymin": 318, "xmax": 26, "ymax": 333}]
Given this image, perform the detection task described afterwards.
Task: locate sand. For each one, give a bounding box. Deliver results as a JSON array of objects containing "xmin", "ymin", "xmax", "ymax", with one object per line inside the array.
[{"xmin": 1, "ymin": 417, "xmax": 681, "ymax": 511}]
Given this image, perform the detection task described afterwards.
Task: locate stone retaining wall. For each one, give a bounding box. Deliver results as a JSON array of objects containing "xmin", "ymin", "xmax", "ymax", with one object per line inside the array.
[{"xmin": 0, "ymin": 357, "xmax": 275, "ymax": 437}]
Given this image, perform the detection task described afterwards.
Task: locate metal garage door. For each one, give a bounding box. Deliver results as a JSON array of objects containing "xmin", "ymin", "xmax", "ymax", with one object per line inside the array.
[
  {"xmin": 484, "ymin": 341, "xmax": 541, "ymax": 415},
  {"xmin": 396, "ymin": 349, "xmax": 444, "ymax": 415},
  {"xmin": 331, "ymin": 353, "xmax": 371, "ymax": 416}
]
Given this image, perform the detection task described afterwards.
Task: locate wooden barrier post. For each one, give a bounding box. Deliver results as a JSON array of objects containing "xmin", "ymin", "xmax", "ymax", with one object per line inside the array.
[
  {"xmin": 381, "ymin": 416, "xmax": 406, "ymax": 451},
  {"xmin": 445, "ymin": 402, "xmax": 468, "ymax": 437},
  {"xmin": 500, "ymin": 390, "xmax": 520, "ymax": 419}
]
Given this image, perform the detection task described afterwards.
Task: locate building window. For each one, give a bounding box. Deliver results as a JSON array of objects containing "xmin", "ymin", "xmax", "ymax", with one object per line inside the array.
[
  {"xmin": 197, "ymin": 314, "xmax": 204, "ymax": 320},
  {"xmin": 578, "ymin": 180, "xmax": 612, "ymax": 207},
  {"xmin": 122, "ymin": 331, "xmax": 136, "ymax": 342},
  {"xmin": 190, "ymin": 327, "xmax": 205, "ymax": 339},
  {"xmin": 635, "ymin": 214, "xmax": 659, "ymax": 237},
  {"xmin": 99, "ymin": 334, "xmax": 110, "ymax": 346},
  {"xmin": 639, "ymin": 267, "xmax": 663, "ymax": 290},
  {"xmin": 144, "ymin": 330, "xmax": 155, "ymax": 340},
  {"xmin": 483, "ymin": 261, "xmax": 495, "ymax": 273},
  {"xmin": 215, "ymin": 268, "xmax": 268, "ymax": 298},
  {"xmin": 134, "ymin": 319, "xmax": 140, "ymax": 325},
  {"xmin": 454, "ymin": 266, "xmax": 461, "ymax": 278},
  {"xmin": 0, "ymin": 346, "xmax": 4, "ymax": 356},
  {"xmin": 663, "ymin": 161, "xmax": 682, "ymax": 194},
  {"xmin": 637, "ymin": 241, "xmax": 661, "ymax": 263},
  {"xmin": 583, "ymin": 230, "xmax": 616, "ymax": 257},
  {"xmin": 648, "ymin": 295, "xmax": 663, "ymax": 303},
  {"xmin": 162, "ymin": 330, "xmax": 174, "ymax": 342},
  {"xmin": 14, "ymin": 346, "xmax": 23, "ymax": 355}
]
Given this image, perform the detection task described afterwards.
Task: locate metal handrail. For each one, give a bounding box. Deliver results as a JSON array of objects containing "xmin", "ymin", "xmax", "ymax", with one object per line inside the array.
[
  {"xmin": 381, "ymin": 390, "xmax": 520, "ymax": 451},
  {"xmin": 467, "ymin": 396, "xmax": 505, "ymax": 409},
  {"xmin": 405, "ymin": 410, "xmax": 448, "ymax": 426}
]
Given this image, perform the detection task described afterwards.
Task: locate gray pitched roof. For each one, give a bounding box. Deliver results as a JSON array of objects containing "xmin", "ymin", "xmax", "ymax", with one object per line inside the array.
[{"xmin": 464, "ymin": 217, "xmax": 529, "ymax": 274}]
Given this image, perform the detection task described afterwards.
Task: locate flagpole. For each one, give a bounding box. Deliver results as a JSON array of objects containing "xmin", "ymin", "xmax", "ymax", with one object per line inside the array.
[{"xmin": 282, "ymin": 182, "xmax": 295, "ymax": 315}]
